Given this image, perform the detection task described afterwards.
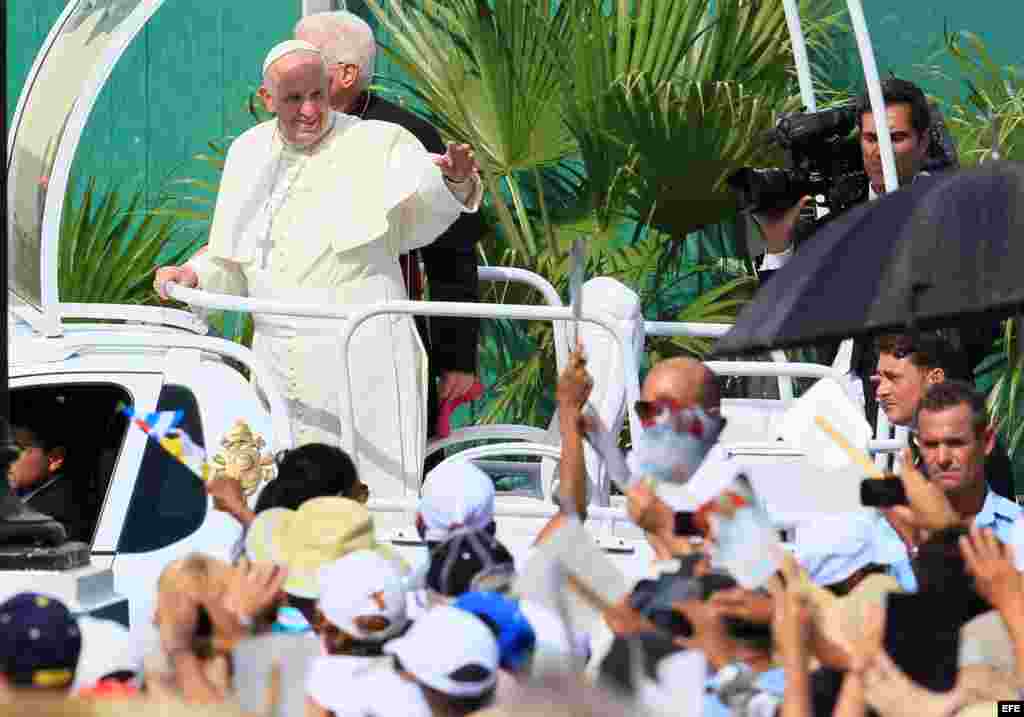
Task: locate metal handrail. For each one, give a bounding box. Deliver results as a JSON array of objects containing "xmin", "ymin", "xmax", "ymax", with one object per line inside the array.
[{"xmin": 335, "ymin": 300, "xmax": 640, "ymax": 478}]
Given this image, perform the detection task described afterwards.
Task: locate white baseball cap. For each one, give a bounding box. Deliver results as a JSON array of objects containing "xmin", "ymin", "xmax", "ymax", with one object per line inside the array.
[
  {"xmin": 418, "ymin": 461, "xmax": 495, "ymax": 543},
  {"xmin": 71, "ymin": 617, "xmax": 141, "ymax": 691},
  {"xmin": 793, "ymin": 511, "xmax": 904, "ymax": 587},
  {"xmin": 318, "ymin": 550, "xmax": 409, "ymax": 642},
  {"xmin": 306, "ymin": 657, "xmax": 432, "ymax": 717},
  {"xmin": 384, "ymin": 605, "xmax": 499, "ymax": 697}
]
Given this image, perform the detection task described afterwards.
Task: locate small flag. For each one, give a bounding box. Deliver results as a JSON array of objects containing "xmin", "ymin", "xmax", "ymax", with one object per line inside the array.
[
  {"xmin": 160, "ymin": 429, "xmax": 209, "ymax": 480},
  {"xmin": 118, "ymin": 402, "xmax": 184, "ymax": 439},
  {"xmin": 118, "ymin": 403, "xmax": 206, "ymax": 478}
]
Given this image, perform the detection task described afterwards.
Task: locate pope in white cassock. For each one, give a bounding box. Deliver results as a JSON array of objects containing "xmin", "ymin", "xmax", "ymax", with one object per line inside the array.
[{"xmin": 155, "ymin": 41, "xmax": 481, "ymax": 497}]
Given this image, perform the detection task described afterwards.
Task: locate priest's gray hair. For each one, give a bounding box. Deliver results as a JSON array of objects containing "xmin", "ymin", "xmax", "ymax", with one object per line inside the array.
[{"xmin": 294, "ymin": 11, "xmax": 376, "ymax": 93}]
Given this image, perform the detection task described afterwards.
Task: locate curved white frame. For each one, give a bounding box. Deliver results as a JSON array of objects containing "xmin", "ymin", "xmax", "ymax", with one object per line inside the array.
[
  {"xmin": 781, "ymin": 0, "xmax": 899, "ymax": 193},
  {"xmin": 335, "ymin": 300, "xmax": 640, "ymax": 481},
  {"xmin": 6, "ymin": 2, "xmax": 83, "ymax": 166},
  {"xmin": 40, "ymin": 1, "xmax": 170, "ymax": 312},
  {"xmin": 7, "ymin": 0, "xmax": 170, "ymax": 321},
  {"xmin": 782, "ymin": 0, "xmax": 817, "ymax": 113}
]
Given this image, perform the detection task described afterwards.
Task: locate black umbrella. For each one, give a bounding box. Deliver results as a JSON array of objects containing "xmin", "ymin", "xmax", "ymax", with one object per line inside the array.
[{"xmin": 715, "ymin": 161, "xmax": 1024, "ymax": 356}]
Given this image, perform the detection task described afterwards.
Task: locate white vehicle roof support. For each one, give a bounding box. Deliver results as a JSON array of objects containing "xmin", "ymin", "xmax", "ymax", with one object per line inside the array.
[
  {"xmin": 8, "ymin": 0, "xmax": 170, "ymax": 318},
  {"xmin": 782, "ymin": 0, "xmax": 817, "ymax": 113},
  {"xmin": 41, "ymin": 1, "xmax": 169, "ymax": 312},
  {"xmin": 41, "ymin": 331, "xmax": 293, "ymax": 452},
  {"xmin": 846, "ymin": 0, "xmax": 899, "ymax": 194},
  {"xmin": 57, "ymin": 303, "xmax": 209, "ymax": 334}
]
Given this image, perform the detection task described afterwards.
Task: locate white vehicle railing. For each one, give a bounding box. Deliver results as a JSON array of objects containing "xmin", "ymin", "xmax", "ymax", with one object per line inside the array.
[
  {"xmin": 334, "ymin": 300, "xmax": 641, "ymax": 471},
  {"xmin": 168, "ymin": 269, "xmax": 904, "ymax": 519}
]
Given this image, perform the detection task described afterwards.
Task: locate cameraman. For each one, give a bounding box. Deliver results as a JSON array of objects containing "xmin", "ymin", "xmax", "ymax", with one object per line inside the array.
[
  {"xmin": 754, "ymin": 78, "xmax": 932, "ymax": 282},
  {"xmin": 753, "ymin": 78, "xmax": 990, "ymax": 423}
]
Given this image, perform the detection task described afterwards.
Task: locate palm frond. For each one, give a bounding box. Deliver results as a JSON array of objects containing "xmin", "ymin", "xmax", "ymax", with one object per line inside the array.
[
  {"xmin": 607, "ymin": 77, "xmax": 782, "ymax": 237},
  {"xmin": 58, "ymin": 179, "xmax": 194, "ymax": 305}
]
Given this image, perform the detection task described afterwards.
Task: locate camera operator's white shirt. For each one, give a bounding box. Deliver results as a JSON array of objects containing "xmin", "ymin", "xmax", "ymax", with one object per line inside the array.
[{"xmin": 757, "ymin": 245, "xmax": 793, "ymax": 272}]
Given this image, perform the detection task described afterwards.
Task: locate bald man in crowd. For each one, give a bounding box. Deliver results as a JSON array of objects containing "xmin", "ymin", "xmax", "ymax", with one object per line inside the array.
[{"xmin": 624, "ymin": 357, "xmax": 724, "ymax": 557}]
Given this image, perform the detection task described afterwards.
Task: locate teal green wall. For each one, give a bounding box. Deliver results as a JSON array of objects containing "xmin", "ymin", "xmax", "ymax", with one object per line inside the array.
[
  {"xmin": 824, "ymin": 1, "xmax": 1022, "ymax": 99},
  {"xmin": 7, "ymin": 1, "xmax": 303, "ymax": 217},
  {"xmin": 6, "ymin": 1, "xmax": 1022, "ymax": 235}
]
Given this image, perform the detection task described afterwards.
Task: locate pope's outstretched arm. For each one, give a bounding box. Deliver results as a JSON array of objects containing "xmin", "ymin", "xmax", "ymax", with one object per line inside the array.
[{"xmin": 391, "ymin": 133, "xmax": 483, "ymax": 256}]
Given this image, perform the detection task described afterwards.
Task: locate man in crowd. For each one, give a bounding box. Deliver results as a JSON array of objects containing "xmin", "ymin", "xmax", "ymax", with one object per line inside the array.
[
  {"xmin": 754, "ymin": 78, "xmax": 1000, "ymax": 424},
  {"xmin": 294, "ymin": 11, "xmax": 485, "ymax": 464},
  {"xmin": 755, "ymin": 78, "xmax": 935, "ymax": 279},
  {"xmin": 623, "ymin": 356, "xmax": 725, "ymax": 559},
  {"xmin": 155, "ymin": 40, "xmax": 481, "ymax": 496},
  {"xmin": 874, "ymin": 380, "xmax": 1021, "ymax": 591},
  {"xmin": 872, "ymin": 332, "xmax": 1015, "ymax": 500},
  {"xmin": 0, "ymin": 593, "xmax": 82, "ymax": 695},
  {"xmin": 7, "ymin": 413, "xmax": 87, "ymax": 542}
]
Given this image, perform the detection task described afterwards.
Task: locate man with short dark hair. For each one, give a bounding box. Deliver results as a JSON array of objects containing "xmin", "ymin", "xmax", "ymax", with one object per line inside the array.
[
  {"xmin": 872, "ymin": 334, "xmax": 1014, "ymax": 500},
  {"xmin": 7, "ymin": 418, "xmax": 87, "ymax": 542},
  {"xmin": 874, "ymin": 380, "xmax": 1021, "ymax": 591},
  {"xmin": 873, "ymin": 333, "xmax": 970, "ymax": 421},
  {"xmin": 855, "ymin": 78, "xmax": 932, "ymax": 199},
  {"xmin": 756, "ymin": 78, "xmax": 935, "ymax": 279},
  {"xmin": 750, "ymin": 78, "xmax": 954, "ymax": 416},
  {"xmin": 0, "ymin": 592, "xmax": 82, "ymax": 694}
]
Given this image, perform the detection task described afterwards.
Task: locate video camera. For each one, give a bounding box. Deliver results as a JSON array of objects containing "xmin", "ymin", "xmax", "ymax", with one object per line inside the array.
[{"xmin": 727, "ymin": 102, "xmax": 868, "ymax": 217}]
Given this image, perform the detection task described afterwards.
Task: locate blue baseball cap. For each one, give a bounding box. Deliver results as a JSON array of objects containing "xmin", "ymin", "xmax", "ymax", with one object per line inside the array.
[
  {"xmin": 0, "ymin": 592, "xmax": 81, "ymax": 688},
  {"xmin": 454, "ymin": 591, "xmax": 536, "ymax": 672}
]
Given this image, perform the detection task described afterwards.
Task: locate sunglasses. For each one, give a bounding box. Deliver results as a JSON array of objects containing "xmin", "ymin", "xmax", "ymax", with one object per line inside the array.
[{"xmin": 633, "ymin": 399, "xmax": 685, "ymax": 427}]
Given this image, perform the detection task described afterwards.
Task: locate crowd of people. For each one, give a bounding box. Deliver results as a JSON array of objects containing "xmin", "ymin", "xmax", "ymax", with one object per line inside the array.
[
  {"xmin": 3, "ymin": 8, "xmax": 1024, "ymax": 717},
  {"xmin": 3, "ymin": 336, "xmax": 1024, "ymax": 716}
]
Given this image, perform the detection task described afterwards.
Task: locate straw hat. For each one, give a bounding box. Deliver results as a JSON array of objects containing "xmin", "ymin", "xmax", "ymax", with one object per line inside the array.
[{"xmin": 245, "ymin": 497, "xmax": 405, "ymax": 599}]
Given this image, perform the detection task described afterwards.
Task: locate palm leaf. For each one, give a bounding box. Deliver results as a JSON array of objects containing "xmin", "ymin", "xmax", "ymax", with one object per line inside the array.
[
  {"xmin": 58, "ymin": 179, "xmax": 193, "ymax": 305},
  {"xmin": 608, "ymin": 78, "xmax": 781, "ymax": 236}
]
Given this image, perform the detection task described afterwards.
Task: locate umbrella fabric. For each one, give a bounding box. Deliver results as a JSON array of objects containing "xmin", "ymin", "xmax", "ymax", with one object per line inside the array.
[{"xmin": 715, "ymin": 161, "xmax": 1024, "ymax": 355}]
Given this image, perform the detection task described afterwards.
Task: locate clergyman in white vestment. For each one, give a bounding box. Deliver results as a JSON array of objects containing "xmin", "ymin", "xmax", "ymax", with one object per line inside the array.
[{"xmin": 156, "ymin": 41, "xmax": 481, "ymax": 498}]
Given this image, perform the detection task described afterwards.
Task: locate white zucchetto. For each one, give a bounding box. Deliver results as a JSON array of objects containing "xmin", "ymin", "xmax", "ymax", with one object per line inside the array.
[{"xmin": 262, "ymin": 39, "xmax": 323, "ymax": 78}]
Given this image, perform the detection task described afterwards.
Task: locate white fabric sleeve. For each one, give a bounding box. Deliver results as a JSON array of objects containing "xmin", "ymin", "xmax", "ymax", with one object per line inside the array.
[
  {"xmin": 758, "ymin": 245, "xmax": 794, "ymax": 271},
  {"xmin": 186, "ymin": 251, "xmax": 248, "ymax": 297},
  {"xmin": 391, "ymin": 139, "xmax": 481, "ymax": 255}
]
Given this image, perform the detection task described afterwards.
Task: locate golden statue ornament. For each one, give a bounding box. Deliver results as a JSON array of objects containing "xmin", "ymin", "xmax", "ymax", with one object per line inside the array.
[{"xmin": 204, "ymin": 419, "xmax": 276, "ymax": 496}]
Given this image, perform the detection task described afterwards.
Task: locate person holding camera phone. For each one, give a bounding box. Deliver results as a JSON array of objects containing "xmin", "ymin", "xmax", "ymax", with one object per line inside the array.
[{"xmin": 870, "ymin": 381, "xmax": 1021, "ymax": 592}]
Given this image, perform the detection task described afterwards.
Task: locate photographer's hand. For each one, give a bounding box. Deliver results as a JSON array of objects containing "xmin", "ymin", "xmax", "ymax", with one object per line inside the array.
[{"xmin": 753, "ymin": 196, "xmax": 813, "ymax": 255}]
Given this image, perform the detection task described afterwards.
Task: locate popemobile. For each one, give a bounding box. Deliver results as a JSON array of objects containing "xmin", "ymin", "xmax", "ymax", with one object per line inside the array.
[{"xmin": 5, "ymin": 0, "xmax": 900, "ymax": 642}]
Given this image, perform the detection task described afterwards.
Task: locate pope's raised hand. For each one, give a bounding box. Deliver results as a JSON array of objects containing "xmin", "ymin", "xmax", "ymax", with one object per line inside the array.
[{"xmin": 434, "ymin": 142, "xmax": 479, "ymax": 183}]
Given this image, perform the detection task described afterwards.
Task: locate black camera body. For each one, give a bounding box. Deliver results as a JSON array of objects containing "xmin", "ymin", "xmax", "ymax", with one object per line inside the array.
[{"xmin": 727, "ymin": 103, "xmax": 868, "ymax": 218}]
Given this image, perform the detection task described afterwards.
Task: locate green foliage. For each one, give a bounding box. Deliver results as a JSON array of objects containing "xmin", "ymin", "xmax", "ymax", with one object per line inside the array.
[
  {"xmin": 930, "ymin": 32, "xmax": 1024, "ymax": 478},
  {"xmin": 363, "ymin": 0, "xmax": 831, "ymax": 429},
  {"xmin": 931, "ymin": 30, "xmax": 1024, "ymax": 165},
  {"xmin": 58, "ymin": 178, "xmax": 194, "ymax": 304}
]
